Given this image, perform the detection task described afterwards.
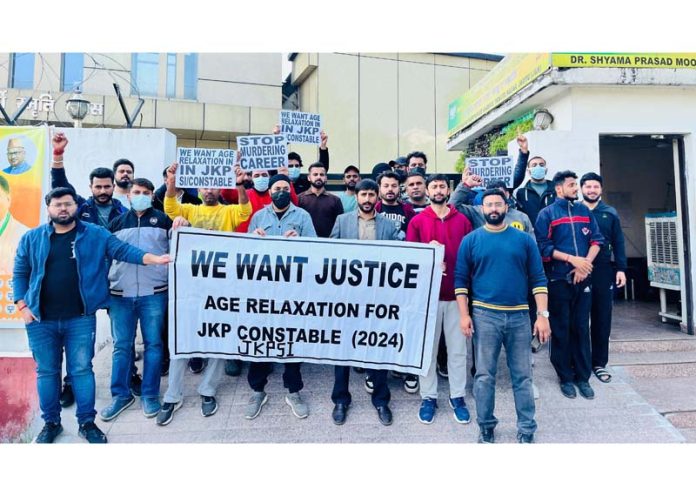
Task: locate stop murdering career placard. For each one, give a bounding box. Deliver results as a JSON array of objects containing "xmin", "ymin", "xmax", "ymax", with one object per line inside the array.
[
  {"xmin": 279, "ymin": 110, "xmax": 322, "ymax": 145},
  {"xmin": 465, "ymin": 156, "xmax": 515, "ymax": 188},
  {"xmin": 169, "ymin": 228, "xmax": 444, "ymax": 374},
  {"xmin": 176, "ymin": 147, "xmax": 238, "ymax": 188},
  {"xmin": 237, "ymin": 134, "xmax": 287, "ymax": 172}
]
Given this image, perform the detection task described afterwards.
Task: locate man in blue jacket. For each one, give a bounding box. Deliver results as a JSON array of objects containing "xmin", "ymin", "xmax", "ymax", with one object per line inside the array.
[
  {"xmin": 100, "ymin": 178, "xmax": 173, "ymax": 422},
  {"xmin": 13, "ymin": 187, "xmax": 170, "ymax": 443},
  {"xmin": 535, "ymin": 171, "xmax": 604, "ymax": 401}
]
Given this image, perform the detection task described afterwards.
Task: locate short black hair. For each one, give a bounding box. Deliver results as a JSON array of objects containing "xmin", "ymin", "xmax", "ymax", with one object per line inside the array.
[
  {"xmin": 527, "ymin": 155, "xmax": 546, "ymax": 166},
  {"xmin": 132, "ymin": 177, "xmax": 155, "ymax": 192},
  {"xmin": 487, "ymin": 179, "xmax": 508, "ymax": 191},
  {"xmin": 407, "ymin": 151, "xmax": 428, "ymax": 165},
  {"xmin": 377, "ymin": 171, "xmax": 401, "ymax": 185},
  {"xmin": 425, "ymin": 173, "xmax": 449, "ymax": 188},
  {"xmin": 288, "ymin": 152, "xmax": 303, "ymax": 166},
  {"xmin": 113, "ymin": 158, "xmax": 134, "ymax": 173},
  {"xmin": 481, "ymin": 188, "xmax": 507, "ymax": 203},
  {"xmin": 355, "ymin": 178, "xmax": 378, "ymax": 194},
  {"xmin": 343, "ymin": 165, "xmax": 360, "ymax": 175},
  {"xmin": 89, "ymin": 167, "xmax": 114, "ymax": 184},
  {"xmin": 45, "ymin": 187, "xmax": 77, "ymax": 206},
  {"xmin": 553, "ymin": 170, "xmax": 577, "ymax": 187},
  {"xmin": 308, "ymin": 161, "xmax": 326, "ymax": 174},
  {"xmin": 406, "ymin": 171, "xmax": 425, "ymax": 181},
  {"xmin": 0, "ymin": 175, "xmax": 8, "ymax": 194},
  {"xmin": 162, "ymin": 166, "xmax": 169, "ymax": 178},
  {"xmin": 580, "ymin": 172, "xmax": 603, "ymax": 187}
]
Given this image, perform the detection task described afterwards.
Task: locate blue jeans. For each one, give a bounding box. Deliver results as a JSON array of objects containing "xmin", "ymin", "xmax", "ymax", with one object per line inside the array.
[
  {"xmin": 472, "ymin": 307, "xmax": 536, "ymax": 435},
  {"xmin": 109, "ymin": 293, "xmax": 166, "ymax": 401},
  {"xmin": 26, "ymin": 315, "xmax": 97, "ymax": 425}
]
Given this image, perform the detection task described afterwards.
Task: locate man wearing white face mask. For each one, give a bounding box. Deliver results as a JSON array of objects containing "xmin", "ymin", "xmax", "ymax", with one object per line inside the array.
[
  {"xmin": 100, "ymin": 178, "xmax": 173, "ymax": 421},
  {"xmin": 512, "ymin": 133, "xmax": 556, "ymax": 226}
]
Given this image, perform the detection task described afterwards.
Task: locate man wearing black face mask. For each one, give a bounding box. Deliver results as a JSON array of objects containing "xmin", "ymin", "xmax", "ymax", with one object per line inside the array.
[{"xmin": 245, "ymin": 174, "xmax": 316, "ymax": 420}]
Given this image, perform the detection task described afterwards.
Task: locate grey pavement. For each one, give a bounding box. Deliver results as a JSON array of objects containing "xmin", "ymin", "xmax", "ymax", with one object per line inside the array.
[{"xmin": 40, "ymin": 326, "xmax": 686, "ymax": 444}]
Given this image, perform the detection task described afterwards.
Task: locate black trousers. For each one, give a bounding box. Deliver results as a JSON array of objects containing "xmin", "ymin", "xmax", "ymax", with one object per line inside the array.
[
  {"xmin": 548, "ymin": 279, "xmax": 592, "ymax": 383},
  {"xmin": 331, "ymin": 366, "xmax": 390, "ymax": 408},
  {"xmin": 591, "ymin": 263, "xmax": 614, "ymax": 369},
  {"xmin": 248, "ymin": 362, "xmax": 303, "ymax": 393}
]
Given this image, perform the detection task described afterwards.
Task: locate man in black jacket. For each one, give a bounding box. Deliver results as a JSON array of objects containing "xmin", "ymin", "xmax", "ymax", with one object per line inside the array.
[
  {"xmin": 279, "ymin": 128, "xmax": 330, "ymax": 195},
  {"xmin": 512, "ymin": 133, "xmax": 556, "ymax": 226},
  {"xmin": 580, "ymin": 172, "xmax": 627, "ymax": 384}
]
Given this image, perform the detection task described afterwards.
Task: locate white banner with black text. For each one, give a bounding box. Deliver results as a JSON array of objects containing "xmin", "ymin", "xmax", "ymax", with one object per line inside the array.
[{"xmin": 169, "ymin": 228, "xmax": 443, "ymax": 373}]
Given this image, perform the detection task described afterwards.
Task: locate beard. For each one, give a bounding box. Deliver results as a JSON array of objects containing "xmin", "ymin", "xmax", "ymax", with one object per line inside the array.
[
  {"xmin": 312, "ymin": 180, "xmax": 325, "ymax": 189},
  {"xmin": 50, "ymin": 212, "xmax": 77, "ymax": 226},
  {"xmin": 483, "ymin": 211, "xmax": 506, "ymax": 226},
  {"xmin": 116, "ymin": 178, "xmax": 131, "ymax": 189},
  {"xmin": 430, "ymin": 194, "xmax": 447, "ymax": 205},
  {"xmin": 582, "ymin": 194, "xmax": 599, "ymax": 204},
  {"xmin": 346, "ymin": 181, "xmax": 357, "ymax": 191},
  {"xmin": 359, "ymin": 202, "xmax": 375, "ymax": 213}
]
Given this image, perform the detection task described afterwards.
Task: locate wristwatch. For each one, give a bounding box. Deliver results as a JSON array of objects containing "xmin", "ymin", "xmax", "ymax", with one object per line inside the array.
[{"xmin": 536, "ymin": 311, "xmax": 550, "ymax": 318}]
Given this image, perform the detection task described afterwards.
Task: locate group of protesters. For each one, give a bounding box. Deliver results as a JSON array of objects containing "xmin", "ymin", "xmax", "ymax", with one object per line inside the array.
[{"xmin": 12, "ymin": 129, "xmax": 626, "ymax": 444}]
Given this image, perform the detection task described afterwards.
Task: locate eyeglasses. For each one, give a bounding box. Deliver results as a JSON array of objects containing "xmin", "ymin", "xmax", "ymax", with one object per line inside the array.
[
  {"xmin": 48, "ymin": 201, "xmax": 76, "ymax": 209},
  {"xmin": 287, "ymin": 164, "xmax": 301, "ymax": 168},
  {"xmin": 7, "ymin": 150, "xmax": 24, "ymax": 156}
]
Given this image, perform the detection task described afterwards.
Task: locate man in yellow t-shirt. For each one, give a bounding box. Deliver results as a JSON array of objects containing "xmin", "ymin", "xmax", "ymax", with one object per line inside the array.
[
  {"xmin": 157, "ymin": 161, "xmax": 251, "ymax": 427},
  {"xmin": 163, "ymin": 163, "xmax": 251, "ymax": 231}
]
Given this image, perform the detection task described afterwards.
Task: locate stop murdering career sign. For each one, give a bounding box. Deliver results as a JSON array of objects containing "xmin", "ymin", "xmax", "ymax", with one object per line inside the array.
[
  {"xmin": 237, "ymin": 134, "xmax": 287, "ymax": 172},
  {"xmin": 465, "ymin": 156, "xmax": 515, "ymax": 188},
  {"xmin": 169, "ymin": 228, "xmax": 444, "ymax": 374}
]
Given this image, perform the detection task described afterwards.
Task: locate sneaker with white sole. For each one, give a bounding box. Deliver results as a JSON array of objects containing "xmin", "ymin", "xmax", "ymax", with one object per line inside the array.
[
  {"xmin": 156, "ymin": 400, "xmax": 183, "ymax": 426},
  {"xmin": 201, "ymin": 395, "xmax": 218, "ymax": 417},
  {"xmin": 364, "ymin": 376, "xmax": 374, "ymax": 394},
  {"xmin": 449, "ymin": 396, "xmax": 471, "ymax": 424},
  {"xmin": 99, "ymin": 396, "xmax": 135, "ymax": 422},
  {"xmin": 245, "ymin": 392, "xmax": 268, "ymax": 420},
  {"xmin": 404, "ymin": 375, "xmax": 419, "ymax": 394},
  {"xmin": 285, "ymin": 392, "xmax": 309, "ymax": 418}
]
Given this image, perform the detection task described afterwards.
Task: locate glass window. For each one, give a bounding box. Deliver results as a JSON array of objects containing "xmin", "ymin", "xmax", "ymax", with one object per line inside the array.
[
  {"xmin": 166, "ymin": 53, "xmax": 177, "ymax": 98},
  {"xmin": 10, "ymin": 53, "xmax": 35, "ymax": 89},
  {"xmin": 61, "ymin": 53, "xmax": 84, "ymax": 91},
  {"xmin": 184, "ymin": 53, "xmax": 198, "ymax": 100},
  {"xmin": 131, "ymin": 53, "xmax": 159, "ymax": 97}
]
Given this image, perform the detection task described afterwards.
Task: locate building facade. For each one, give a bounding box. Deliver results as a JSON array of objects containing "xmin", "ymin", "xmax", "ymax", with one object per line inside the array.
[
  {"xmin": 0, "ymin": 52, "xmax": 283, "ymax": 147},
  {"xmin": 287, "ymin": 53, "xmax": 501, "ymax": 173}
]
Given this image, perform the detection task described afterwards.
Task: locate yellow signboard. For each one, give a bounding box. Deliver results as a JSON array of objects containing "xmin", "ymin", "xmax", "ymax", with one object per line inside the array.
[
  {"xmin": 552, "ymin": 53, "xmax": 696, "ymax": 69},
  {"xmin": 448, "ymin": 52, "xmax": 696, "ymax": 139},
  {"xmin": 448, "ymin": 53, "xmax": 551, "ymax": 138}
]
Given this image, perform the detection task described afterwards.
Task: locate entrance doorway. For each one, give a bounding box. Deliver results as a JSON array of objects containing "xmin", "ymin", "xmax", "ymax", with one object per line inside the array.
[{"xmin": 599, "ymin": 134, "xmax": 692, "ymax": 336}]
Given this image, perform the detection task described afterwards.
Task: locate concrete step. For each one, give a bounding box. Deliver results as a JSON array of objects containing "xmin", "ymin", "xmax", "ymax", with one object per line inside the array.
[
  {"xmin": 618, "ymin": 362, "xmax": 696, "ymax": 379},
  {"xmin": 610, "ymin": 337, "xmax": 696, "ymax": 354},
  {"xmin": 611, "ymin": 350, "xmax": 696, "ymax": 366}
]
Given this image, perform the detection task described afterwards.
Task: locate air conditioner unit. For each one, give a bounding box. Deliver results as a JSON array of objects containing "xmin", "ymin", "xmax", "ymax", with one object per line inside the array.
[{"xmin": 645, "ymin": 212, "xmax": 680, "ymax": 290}]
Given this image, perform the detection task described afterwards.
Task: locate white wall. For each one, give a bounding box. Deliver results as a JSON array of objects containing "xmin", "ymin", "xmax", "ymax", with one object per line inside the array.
[
  {"xmin": 57, "ymin": 127, "xmax": 177, "ymax": 199},
  {"xmin": 508, "ymin": 84, "xmax": 696, "ymax": 331}
]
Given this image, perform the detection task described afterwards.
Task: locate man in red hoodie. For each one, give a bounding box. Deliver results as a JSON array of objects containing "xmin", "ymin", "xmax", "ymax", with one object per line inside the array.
[{"xmin": 406, "ymin": 173, "xmax": 473, "ymax": 425}]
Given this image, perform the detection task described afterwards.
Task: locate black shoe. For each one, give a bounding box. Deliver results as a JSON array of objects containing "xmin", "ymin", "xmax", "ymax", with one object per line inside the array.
[
  {"xmin": 129, "ymin": 373, "xmax": 142, "ymax": 397},
  {"xmin": 478, "ymin": 427, "xmax": 495, "ymax": 444},
  {"xmin": 517, "ymin": 433, "xmax": 535, "ymax": 443},
  {"xmin": 353, "ymin": 367, "xmax": 365, "ymax": 374},
  {"xmin": 376, "ymin": 405, "xmax": 393, "ymax": 426},
  {"xmin": 560, "ymin": 382, "xmax": 577, "ymax": 399},
  {"xmin": 224, "ymin": 359, "xmax": 242, "ymax": 377},
  {"xmin": 188, "ymin": 357, "xmax": 206, "ymax": 374},
  {"xmin": 59, "ymin": 383, "xmax": 74, "ymax": 408},
  {"xmin": 437, "ymin": 362, "xmax": 448, "ymax": 378},
  {"xmin": 332, "ymin": 403, "xmax": 349, "ymax": 425},
  {"xmin": 35, "ymin": 422, "xmax": 63, "ymax": 443},
  {"xmin": 575, "ymin": 381, "xmax": 595, "ymax": 400},
  {"xmin": 78, "ymin": 421, "xmax": 107, "ymax": 443}
]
